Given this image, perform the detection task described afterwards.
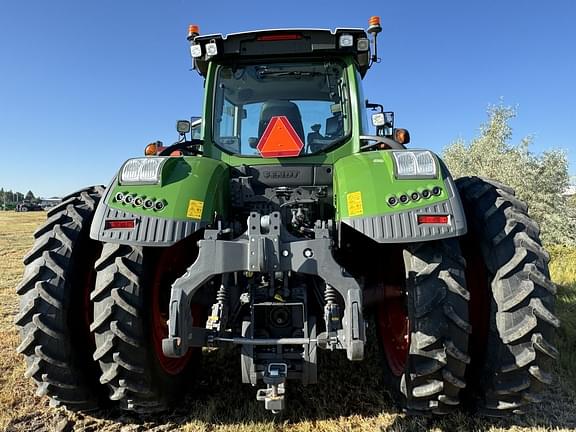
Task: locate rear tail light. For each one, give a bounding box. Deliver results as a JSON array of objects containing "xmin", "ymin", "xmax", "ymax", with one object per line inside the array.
[
  {"xmin": 105, "ymin": 219, "xmax": 136, "ymax": 230},
  {"xmin": 417, "ymin": 215, "xmax": 449, "ymax": 225}
]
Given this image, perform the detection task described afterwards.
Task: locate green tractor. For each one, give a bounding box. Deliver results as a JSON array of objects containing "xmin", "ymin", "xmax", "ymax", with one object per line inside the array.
[{"xmin": 16, "ymin": 17, "xmax": 558, "ymax": 416}]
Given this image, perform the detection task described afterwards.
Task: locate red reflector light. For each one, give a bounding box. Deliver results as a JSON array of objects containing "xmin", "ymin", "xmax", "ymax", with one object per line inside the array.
[
  {"xmin": 105, "ymin": 219, "xmax": 136, "ymax": 229},
  {"xmin": 417, "ymin": 215, "xmax": 449, "ymax": 225},
  {"xmin": 257, "ymin": 116, "xmax": 304, "ymax": 158},
  {"xmin": 257, "ymin": 34, "xmax": 302, "ymax": 41}
]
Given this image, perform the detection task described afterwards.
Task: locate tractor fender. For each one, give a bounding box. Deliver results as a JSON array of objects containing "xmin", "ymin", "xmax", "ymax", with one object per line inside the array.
[
  {"xmin": 90, "ymin": 156, "xmax": 229, "ymax": 247},
  {"xmin": 333, "ymin": 150, "xmax": 467, "ymax": 243}
]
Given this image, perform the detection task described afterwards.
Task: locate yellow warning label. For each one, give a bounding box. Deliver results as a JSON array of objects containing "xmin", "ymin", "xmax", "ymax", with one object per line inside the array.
[
  {"xmin": 346, "ymin": 191, "xmax": 364, "ymax": 217},
  {"xmin": 186, "ymin": 199, "xmax": 204, "ymax": 219}
]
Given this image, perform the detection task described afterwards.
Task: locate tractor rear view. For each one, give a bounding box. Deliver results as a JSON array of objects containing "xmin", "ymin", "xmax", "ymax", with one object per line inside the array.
[{"xmin": 16, "ymin": 17, "xmax": 558, "ymax": 416}]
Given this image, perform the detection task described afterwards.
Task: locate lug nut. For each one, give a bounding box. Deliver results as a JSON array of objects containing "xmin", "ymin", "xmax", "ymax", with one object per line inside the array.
[
  {"xmin": 388, "ymin": 196, "xmax": 398, "ymax": 206},
  {"xmin": 303, "ymin": 248, "xmax": 314, "ymax": 258}
]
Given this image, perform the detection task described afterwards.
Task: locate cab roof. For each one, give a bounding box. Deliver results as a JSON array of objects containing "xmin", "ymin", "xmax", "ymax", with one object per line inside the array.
[{"xmin": 191, "ymin": 28, "xmax": 371, "ymax": 77}]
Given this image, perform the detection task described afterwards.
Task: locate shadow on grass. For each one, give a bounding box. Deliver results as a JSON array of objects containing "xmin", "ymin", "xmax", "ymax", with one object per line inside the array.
[
  {"xmin": 66, "ymin": 329, "xmax": 575, "ymax": 431},
  {"xmin": 6, "ymin": 282, "xmax": 576, "ymax": 432}
]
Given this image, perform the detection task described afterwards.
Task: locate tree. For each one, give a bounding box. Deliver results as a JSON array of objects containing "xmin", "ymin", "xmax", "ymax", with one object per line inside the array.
[
  {"xmin": 443, "ymin": 104, "xmax": 576, "ymax": 245},
  {"xmin": 25, "ymin": 190, "xmax": 35, "ymax": 202}
]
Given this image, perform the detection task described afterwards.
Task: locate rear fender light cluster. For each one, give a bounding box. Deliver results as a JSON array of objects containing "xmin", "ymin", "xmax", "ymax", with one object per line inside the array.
[
  {"xmin": 113, "ymin": 192, "xmax": 167, "ymax": 212},
  {"xmin": 386, "ymin": 186, "xmax": 442, "ymax": 207}
]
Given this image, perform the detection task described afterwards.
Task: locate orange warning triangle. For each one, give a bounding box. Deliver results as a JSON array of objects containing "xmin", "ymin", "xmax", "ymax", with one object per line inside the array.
[{"xmin": 257, "ymin": 116, "xmax": 304, "ymax": 158}]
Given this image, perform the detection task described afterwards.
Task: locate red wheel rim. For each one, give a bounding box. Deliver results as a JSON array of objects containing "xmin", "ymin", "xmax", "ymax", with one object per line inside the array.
[
  {"xmin": 377, "ymin": 285, "xmax": 410, "ymax": 377},
  {"xmin": 150, "ymin": 241, "xmax": 200, "ymax": 375}
]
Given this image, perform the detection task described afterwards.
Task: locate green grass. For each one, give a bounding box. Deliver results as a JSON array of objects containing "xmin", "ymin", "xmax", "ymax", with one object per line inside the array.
[
  {"xmin": 1, "ymin": 211, "xmax": 575, "ymax": 431},
  {"xmin": 548, "ymin": 245, "xmax": 576, "ymax": 395}
]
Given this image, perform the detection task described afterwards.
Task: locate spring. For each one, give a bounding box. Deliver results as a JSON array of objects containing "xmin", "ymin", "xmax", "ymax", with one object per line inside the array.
[
  {"xmin": 216, "ymin": 283, "xmax": 228, "ymax": 304},
  {"xmin": 324, "ymin": 284, "xmax": 337, "ymax": 305}
]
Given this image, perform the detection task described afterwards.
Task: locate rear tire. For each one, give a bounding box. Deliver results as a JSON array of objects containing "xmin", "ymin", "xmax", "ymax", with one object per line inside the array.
[
  {"xmin": 15, "ymin": 186, "xmax": 105, "ymax": 410},
  {"xmin": 456, "ymin": 176, "xmax": 559, "ymax": 415},
  {"xmin": 377, "ymin": 239, "xmax": 470, "ymax": 414},
  {"xmin": 91, "ymin": 240, "xmax": 203, "ymax": 412}
]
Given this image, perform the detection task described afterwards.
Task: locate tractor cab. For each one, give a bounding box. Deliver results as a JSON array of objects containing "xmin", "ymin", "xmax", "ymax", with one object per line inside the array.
[{"xmin": 188, "ymin": 25, "xmax": 404, "ymax": 163}]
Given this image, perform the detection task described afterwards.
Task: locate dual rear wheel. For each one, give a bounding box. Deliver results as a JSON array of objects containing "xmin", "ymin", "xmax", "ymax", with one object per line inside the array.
[
  {"xmin": 15, "ymin": 187, "xmax": 105, "ymax": 410},
  {"xmin": 373, "ymin": 177, "xmax": 558, "ymax": 415},
  {"xmin": 15, "ymin": 188, "xmax": 203, "ymax": 412},
  {"xmin": 374, "ymin": 239, "xmax": 470, "ymax": 414},
  {"xmin": 90, "ymin": 242, "xmax": 201, "ymax": 412}
]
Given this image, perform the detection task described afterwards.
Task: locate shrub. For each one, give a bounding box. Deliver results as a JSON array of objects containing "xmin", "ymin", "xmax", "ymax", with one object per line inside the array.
[{"xmin": 443, "ymin": 104, "xmax": 576, "ymax": 245}]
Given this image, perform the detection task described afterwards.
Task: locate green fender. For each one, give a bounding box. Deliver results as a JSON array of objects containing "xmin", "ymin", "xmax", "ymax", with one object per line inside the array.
[
  {"xmin": 333, "ymin": 150, "xmax": 467, "ymax": 243},
  {"xmin": 90, "ymin": 156, "xmax": 229, "ymax": 246}
]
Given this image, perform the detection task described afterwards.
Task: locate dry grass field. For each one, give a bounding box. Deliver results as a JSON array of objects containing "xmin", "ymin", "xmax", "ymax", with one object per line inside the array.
[{"xmin": 1, "ymin": 211, "xmax": 575, "ymax": 432}]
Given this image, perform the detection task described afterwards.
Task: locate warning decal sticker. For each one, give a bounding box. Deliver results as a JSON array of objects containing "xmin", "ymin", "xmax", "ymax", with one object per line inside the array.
[
  {"xmin": 346, "ymin": 191, "xmax": 364, "ymax": 217},
  {"xmin": 186, "ymin": 199, "xmax": 204, "ymax": 219}
]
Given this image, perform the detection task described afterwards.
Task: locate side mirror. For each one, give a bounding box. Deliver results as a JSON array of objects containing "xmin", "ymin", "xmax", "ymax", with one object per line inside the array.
[
  {"xmin": 176, "ymin": 120, "xmax": 191, "ymax": 135},
  {"xmin": 394, "ymin": 128, "xmax": 410, "ymax": 145}
]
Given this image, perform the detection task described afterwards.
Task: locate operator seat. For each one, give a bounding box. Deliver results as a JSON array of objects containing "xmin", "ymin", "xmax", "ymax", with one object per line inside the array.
[
  {"xmin": 258, "ymin": 100, "xmax": 305, "ymax": 144},
  {"xmin": 325, "ymin": 114, "xmax": 343, "ymax": 139}
]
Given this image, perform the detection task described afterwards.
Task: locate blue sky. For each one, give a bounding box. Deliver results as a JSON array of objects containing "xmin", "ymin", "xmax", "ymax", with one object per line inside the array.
[{"xmin": 0, "ymin": 0, "xmax": 574, "ymax": 197}]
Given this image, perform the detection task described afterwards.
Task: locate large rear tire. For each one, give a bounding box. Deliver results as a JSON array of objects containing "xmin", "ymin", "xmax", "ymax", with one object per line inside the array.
[
  {"xmin": 15, "ymin": 186, "xmax": 105, "ymax": 410},
  {"xmin": 91, "ymin": 239, "xmax": 203, "ymax": 412},
  {"xmin": 456, "ymin": 176, "xmax": 559, "ymax": 415},
  {"xmin": 375, "ymin": 239, "xmax": 470, "ymax": 414}
]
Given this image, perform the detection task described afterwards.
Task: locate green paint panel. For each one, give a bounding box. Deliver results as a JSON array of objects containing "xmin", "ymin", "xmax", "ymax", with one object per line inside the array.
[
  {"xmin": 107, "ymin": 156, "xmax": 229, "ymax": 222},
  {"xmin": 333, "ymin": 150, "xmax": 450, "ymax": 220}
]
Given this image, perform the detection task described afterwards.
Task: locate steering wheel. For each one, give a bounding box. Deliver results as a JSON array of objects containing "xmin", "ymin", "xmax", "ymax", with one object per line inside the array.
[
  {"xmin": 158, "ymin": 139, "xmax": 204, "ymax": 156},
  {"xmin": 359, "ymin": 135, "xmax": 405, "ymax": 151}
]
